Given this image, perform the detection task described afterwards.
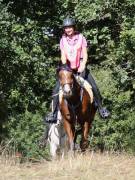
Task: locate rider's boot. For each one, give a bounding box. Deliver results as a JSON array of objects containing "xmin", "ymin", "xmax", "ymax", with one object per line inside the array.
[
  {"xmin": 45, "ymin": 91, "xmax": 59, "ymax": 123},
  {"xmin": 98, "ymin": 105, "xmax": 110, "ymax": 119},
  {"xmin": 45, "ymin": 111, "xmax": 57, "ymax": 123},
  {"xmin": 94, "ymin": 97, "xmax": 110, "ymax": 119}
]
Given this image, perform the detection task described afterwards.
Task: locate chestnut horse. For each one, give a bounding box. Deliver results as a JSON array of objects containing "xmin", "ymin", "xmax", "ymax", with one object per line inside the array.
[{"xmin": 58, "ymin": 65, "xmax": 96, "ymax": 153}]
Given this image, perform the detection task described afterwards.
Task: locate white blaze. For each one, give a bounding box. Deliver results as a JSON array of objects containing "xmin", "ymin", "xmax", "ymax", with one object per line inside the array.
[{"xmin": 63, "ymin": 84, "xmax": 71, "ymax": 93}]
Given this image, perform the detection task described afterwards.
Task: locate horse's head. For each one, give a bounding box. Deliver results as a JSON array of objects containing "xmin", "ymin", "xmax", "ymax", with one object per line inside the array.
[{"xmin": 58, "ymin": 65, "xmax": 74, "ymax": 99}]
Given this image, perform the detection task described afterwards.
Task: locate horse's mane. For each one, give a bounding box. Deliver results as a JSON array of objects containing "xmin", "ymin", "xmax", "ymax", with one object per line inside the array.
[{"xmin": 57, "ymin": 64, "xmax": 73, "ymax": 73}]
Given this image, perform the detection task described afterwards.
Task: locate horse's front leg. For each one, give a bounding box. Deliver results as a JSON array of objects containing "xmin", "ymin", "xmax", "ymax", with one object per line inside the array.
[{"xmin": 63, "ymin": 119, "xmax": 75, "ymax": 153}]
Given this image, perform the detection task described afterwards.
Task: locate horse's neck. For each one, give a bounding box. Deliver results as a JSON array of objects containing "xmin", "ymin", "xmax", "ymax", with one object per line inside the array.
[
  {"xmin": 75, "ymin": 80, "xmax": 81, "ymax": 97},
  {"xmin": 68, "ymin": 79, "xmax": 81, "ymax": 104}
]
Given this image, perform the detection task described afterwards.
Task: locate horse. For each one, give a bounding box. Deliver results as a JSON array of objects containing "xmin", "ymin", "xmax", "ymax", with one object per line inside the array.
[
  {"xmin": 58, "ymin": 65, "xmax": 97, "ymax": 153},
  {"xmin": 48, "ymin": 110, "xmax": 67, "ymax": 158}
]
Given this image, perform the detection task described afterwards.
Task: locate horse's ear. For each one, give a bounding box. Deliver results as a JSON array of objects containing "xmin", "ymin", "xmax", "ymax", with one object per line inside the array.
[
  {"xmin": 56, "ymin": 66, "xmax": 60, "ymax": 75},
  {"xmin": 62, "ymin": 64, "xmax": 68, "ymax": 69},
  {"xmin": 57, "ymin": 63, "xmax": 72, "ymax": 74},
  {"xmin": 58, "ymin": 61, "xmax": 62, "ymax": 67}
]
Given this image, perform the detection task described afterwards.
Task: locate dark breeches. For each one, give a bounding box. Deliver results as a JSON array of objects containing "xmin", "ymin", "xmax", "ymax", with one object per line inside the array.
[{"xmin": 81, "ymin": 69, "xmax": 102, "ymax": 107}]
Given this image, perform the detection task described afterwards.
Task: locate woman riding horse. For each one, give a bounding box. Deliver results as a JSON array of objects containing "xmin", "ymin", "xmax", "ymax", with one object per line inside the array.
[
  {"xmin": 47, "ymin": 17, "xmax": 110, "ymax": 120},
  {"xmin": 41, "ymin": 17, "xmax": 110, "ymax": 146}
]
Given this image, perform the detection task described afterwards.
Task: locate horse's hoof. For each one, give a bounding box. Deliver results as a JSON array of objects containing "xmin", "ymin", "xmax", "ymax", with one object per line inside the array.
[{"xmin": 80, "ymin": 140, "xmax": 89, "ymax": 151}]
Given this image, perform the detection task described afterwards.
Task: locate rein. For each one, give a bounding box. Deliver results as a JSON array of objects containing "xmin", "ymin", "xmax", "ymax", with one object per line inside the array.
[
  {"xmin": 58, "ymin": 65, "xmax": 84, "ymax": 122},
  {"xmin": 64, "ymin": 85, "xmax": 84, "ymax": 131},
  {"xmin": 64, "ymin": 87, "xmax": 83, "ymax": 135},
  {"xmin": 64, "ymin": 87, "xmax": 83, "ymax": 110}
]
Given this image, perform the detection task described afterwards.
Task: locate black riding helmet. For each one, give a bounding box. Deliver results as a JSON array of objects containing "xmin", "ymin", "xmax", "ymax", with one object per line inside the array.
[{"xmin": 63, "ymin": 17, "xmax": 75, "ymax": 27}]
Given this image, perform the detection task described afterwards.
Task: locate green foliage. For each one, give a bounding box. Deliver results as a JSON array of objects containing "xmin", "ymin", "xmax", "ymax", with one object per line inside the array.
[
  {"xmin": 90, "ymin": 68, "xmax": 135, "ymax": 153},
  {"xmin": 0, "ymin": 0, "xmax": 56, "ymax": 156},
  {"xmin": 0, "ymin": 0, "xmax": 135, "ymax": 157},
  {"xmin": 7, "ymin": 111, "xmax": 47, "ymax": 158}
]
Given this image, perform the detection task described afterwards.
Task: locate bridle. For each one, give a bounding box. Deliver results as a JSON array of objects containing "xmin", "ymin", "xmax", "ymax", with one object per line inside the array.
[
  {"xmin": 60, "ymin": 68, "xmax": 84, "ymax": 114},
  {"xmin": 60, "ymin": 70, "xmax": 74, "ymax": 92}
]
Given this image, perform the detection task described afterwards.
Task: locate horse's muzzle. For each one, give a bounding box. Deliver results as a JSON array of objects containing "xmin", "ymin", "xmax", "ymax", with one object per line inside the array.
[{"xmin": 63, "ymin": 84, "xmax": 73, "ymax": 98}]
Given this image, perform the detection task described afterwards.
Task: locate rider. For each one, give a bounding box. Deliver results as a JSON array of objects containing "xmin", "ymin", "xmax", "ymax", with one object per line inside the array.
[
  {"xmin": 49, "ymin": 17, "xmax": 110, "ymax": 120},
  {"xmin": 40, "ymin": 17, "xmax": 110, "ymax": 146}
]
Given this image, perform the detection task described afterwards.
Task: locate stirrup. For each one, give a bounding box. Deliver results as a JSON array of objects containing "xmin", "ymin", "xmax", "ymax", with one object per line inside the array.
[
  {"xmin": 45, "ymin": 112, "xmax": 57, "ymax": 123},
  {"xmin": 99, "ymin": 107, "xmax": 110, "ymax": 119}
]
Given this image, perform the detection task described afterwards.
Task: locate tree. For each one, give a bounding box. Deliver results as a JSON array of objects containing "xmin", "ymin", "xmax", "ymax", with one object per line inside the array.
[{"xmin": 0, "ymin": 0, "xmax": 135, "ymax": 157}]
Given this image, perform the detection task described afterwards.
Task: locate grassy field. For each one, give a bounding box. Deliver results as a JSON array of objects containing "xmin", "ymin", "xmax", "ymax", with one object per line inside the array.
[{"xmin": 0, "ymin": 152, "xmax": 135, "ymax": 180}]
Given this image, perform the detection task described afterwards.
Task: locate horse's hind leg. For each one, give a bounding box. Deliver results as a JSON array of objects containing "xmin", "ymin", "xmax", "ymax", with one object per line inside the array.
[
  {"xmin": 80, "ymin": 121, "xmax": 90, "ymax": 151},
  {"xmin": 80, "ymin": 105, "xmax": 96, "ymax": 152}
]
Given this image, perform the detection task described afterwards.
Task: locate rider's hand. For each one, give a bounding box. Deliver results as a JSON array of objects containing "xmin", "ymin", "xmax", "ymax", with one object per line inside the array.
[{"xmin": 78, "ymin": 62, "xmax": 86, "ymax": 73}]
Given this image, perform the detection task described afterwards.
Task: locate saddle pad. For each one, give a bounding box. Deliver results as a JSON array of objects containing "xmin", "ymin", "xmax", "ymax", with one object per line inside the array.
[
  {"xmin": 59, "ymin": 76, "xmax": 93, "ymax": 104},
  {"xmin": 75, "ymin": 76, "xmax": 93, "ymax": 103}
]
